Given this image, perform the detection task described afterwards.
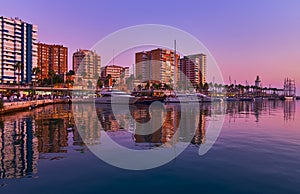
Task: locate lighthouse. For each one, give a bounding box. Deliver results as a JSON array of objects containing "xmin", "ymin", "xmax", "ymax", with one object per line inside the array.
[{"xmin": 255, "ymin": 75, "xmax": 261, "ymax": 87}]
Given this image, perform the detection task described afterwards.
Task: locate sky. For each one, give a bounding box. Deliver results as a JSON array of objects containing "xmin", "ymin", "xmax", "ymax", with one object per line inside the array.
[{"xmin": 1, "ymin": 0, "xmax": 300, "ymax": 92}]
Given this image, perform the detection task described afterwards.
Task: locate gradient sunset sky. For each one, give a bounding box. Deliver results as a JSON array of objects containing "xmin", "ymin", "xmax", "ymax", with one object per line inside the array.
[{"xmin": 1, "ymin": 0, "xmax": 300, "ymax": 91}]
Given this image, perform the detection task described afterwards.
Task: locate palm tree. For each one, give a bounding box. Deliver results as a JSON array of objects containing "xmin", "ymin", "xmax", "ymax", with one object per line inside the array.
[
  {"xmin": 14, "ymin": 62, "xmax": 22, "ymax": 92},
  {"xmin": 97, "ymin": 78, "xmax": 103, "ymax": 89},
  {"xmin": 48, "ymin": 69, "xmax": 56, "ymax": 98},
  {"xmin": 32, "ymin": 67, "xmax": 41, "ymax": 97},
  {"xmin": 112, "ymin": 79, "xmax": 116, "ymax": 87},
  {"xmin": 68, "ymin": 70, "xmax": 75, "ymax": 75},
  {"xmin": 203, "ymin": 83, "xmax": 209, "ymax": 93},
  {"xmin": 106, "ymin": 74, "xmax": 112, "ymax": 87},
  {"xmin": 48, "ymin": 69, "xmax": 56, "ymax": 85},
  {"xmin": 208, "ymin": 82, "xmax": 214, "ymax": 92},
  {"xmin": 32, "ymin": 67, "xmax": 41, "ymax": 81}
]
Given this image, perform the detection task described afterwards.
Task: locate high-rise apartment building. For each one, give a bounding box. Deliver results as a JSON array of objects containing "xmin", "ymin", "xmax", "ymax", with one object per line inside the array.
[
  {"xmin": 179, "ymin": 54, "xmax": 206, "ymax": 86},
  {"xmin": 0, "ymin": 16, "xmax": 38, "ymax": 84},
  {"xmin": 37, "ymin": 43, "xmax": 68, "ymax": 80},
  {"xmin": 72, "ymin": 49, "xmax": 101, "ymax": 79},
  {"xmin": 135, "ymin": 48, "xmax": 179, "ymax": 84}
]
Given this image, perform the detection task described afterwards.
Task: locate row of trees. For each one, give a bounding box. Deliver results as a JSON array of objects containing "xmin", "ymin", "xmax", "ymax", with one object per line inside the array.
[
  {"xmin": 192, "ymin": 82, "xmax": 280, "ymax": 95},
  {"xmin": 14, "ymin": 62, "xmax": 42, "ymax": 85}
]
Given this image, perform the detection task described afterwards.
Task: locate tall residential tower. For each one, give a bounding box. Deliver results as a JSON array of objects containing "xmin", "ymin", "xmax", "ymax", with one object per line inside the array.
[
  {"xmin": 179, "ymin": 54, "xmax": 206, "ymax": 86},
  {"xmin": 135, "ymin": 48, "xmax": 179, "ymax": 84},
  {"xmin": 72, "ymin": 49, "xmax": 101, "ymax": 79},
  {"xmin": 37, "ymin": 43, "xmax": 68, "ymax": 80},
  {"xmin": 0, "ymin": 16, "xmax": 38, "ymax": 84}
]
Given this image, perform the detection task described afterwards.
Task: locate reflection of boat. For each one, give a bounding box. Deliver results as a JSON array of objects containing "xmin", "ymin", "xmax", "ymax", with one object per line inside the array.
[
  {"xmin": 135, "ymin": 96, "xmax": 165, "ymax": 104},
  {"xmin": 239, "ymin": 97, "xmax": 253, "ymax": 101},
  {"xmin": 95, "ymin": 90, "xmax": 138, "ymax": 104},
  {"xmin": 225, "ymin": 97, "xmax": 239, "ymax": 102},
  {"xmin": 268, "ymin": 96, "xmax": 279, "ymax": 101}
]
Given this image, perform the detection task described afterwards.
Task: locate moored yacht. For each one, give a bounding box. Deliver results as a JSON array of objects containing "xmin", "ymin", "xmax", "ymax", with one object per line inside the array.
[
  {"xmin": 95, "ymin": 90, "xmax": 138, "ymax": 104},
  {"xmin": 164, "ymin": 93, "xmax": 196, "ymax": 103}
]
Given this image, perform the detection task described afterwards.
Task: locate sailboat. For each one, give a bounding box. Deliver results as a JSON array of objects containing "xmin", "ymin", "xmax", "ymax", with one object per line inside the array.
[{"xmin": 283, "ymin": 78, "xmax": 296, "ymax": 100}]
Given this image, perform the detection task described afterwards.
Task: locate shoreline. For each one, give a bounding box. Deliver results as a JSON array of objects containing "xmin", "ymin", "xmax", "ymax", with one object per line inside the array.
[{"xmin": 0, "ymin": 99, "xmax": 70, "ymax": 115}]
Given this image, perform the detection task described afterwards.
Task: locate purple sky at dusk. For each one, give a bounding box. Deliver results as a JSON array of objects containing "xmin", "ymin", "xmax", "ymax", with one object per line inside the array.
[{"xmin": 1, "ymin": 0, "xmax": 300, "ymax": 92}]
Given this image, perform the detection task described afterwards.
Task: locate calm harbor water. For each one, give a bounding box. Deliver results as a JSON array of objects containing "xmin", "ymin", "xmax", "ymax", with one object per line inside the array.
[{"xmin": 0, "ymin": 100, "xmax": 300, "ymax": 194}]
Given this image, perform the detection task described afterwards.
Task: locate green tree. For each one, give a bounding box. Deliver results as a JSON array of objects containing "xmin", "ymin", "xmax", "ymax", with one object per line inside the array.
[
  {"xmin": 32, "ymin": 67, "xmax": 41, "ymax": 85},
  {"xmin": 0, "ymin": 100, "xmax": 4, "ymax": 110},
  {"xmin": 203, "ymin": 83, "xmax": 209, "ymax": 92},
  {"xmin": 67, "ymin": 70, "xmax": 75, "ymax": 75},
  {"xmin": 97, "ymin": 78, "xmax": 103, "ymax": 89},
  {"xmin": 48, "ymin": 69, "xmax": 56, "ymax": 87},
  {"xmin": 14, "ymin": 61, "xmax": 22, "ymax": 88},
  {"xmin": 31, "ymin": 67, "xmax": 41, "ymax": 95},
  {"xmin": 32, "ymin": 67, "xmax": 41, "ymax": 76}
]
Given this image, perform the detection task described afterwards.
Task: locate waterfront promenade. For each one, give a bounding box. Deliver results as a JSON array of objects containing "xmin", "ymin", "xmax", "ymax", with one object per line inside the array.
[{"xmin": 0, "ymin": 99, "xmax": 69, "ymax": 114}]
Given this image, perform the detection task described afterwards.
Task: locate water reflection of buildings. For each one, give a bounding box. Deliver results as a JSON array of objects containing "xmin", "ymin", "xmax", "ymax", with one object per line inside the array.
[
  {"xmin": 283, "ymin": 101, "xmax": 296, "ymax": 121},
  {"xmin": 95, "ymin": 104, "xmax": 207, "ymax": 147},
  {"xmin": 35, "ymin": 105, "xmax": 69, "ymax": 153},
  {"xmin": 0, "ymin": 115, "xmax": 38, "ymax": 179},
  {"xmin": 73, "ymin": 104, "xmax": 101, "ymax": 145},
  {"xmin": 226, "ymin": 100, "xmax": 296, "ymax": 122},
  {"xmin": 0, "ymin": 104, "xmax": 82, "ymax": 179},
  {"xmin": 34, "ymin": 104, "xmax": 85, "ymax": 149}
]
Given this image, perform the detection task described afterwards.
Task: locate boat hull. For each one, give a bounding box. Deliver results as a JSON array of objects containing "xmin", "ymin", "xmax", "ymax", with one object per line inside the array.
[
  {"xmin": 135, "ymin": 96, "xmax": 165, "ymax": 104},
  {"xmin": 95, "ymin": 96, "xmax": 138, "ymax": 104},
  {"xmin": 284, "ymin": 96, "xmax": 295, "ymax": 101}
]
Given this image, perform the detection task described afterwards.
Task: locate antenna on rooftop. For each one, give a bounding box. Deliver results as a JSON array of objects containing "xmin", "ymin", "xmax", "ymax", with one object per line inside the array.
[{"xmin": 113, "ymin": 49, "xmax": 115, "ymax": 66}]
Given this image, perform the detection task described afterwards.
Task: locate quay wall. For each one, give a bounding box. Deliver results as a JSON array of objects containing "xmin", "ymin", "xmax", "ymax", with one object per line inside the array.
[{"xmin": 0, "ymin": 99, "xmax": 69, "ymax": 114}]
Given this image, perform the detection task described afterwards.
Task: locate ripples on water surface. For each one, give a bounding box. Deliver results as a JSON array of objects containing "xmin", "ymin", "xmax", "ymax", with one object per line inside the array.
[{"xmin": 0, "ymin": 101, "xmax": 299, "ymax": 194}]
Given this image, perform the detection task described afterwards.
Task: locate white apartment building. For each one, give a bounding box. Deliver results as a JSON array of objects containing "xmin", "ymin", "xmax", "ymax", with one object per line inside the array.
[{"xmin": 0, "ymin": 16, "xmax": 38, "ymax": 84}]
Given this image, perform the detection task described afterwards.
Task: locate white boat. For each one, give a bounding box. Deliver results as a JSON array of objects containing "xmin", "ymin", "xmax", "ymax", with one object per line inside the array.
[
  {"xmin": 165, "ymin": 93, "xmax": 206, "ymax": 103},
  {"xmin": 195, "ymin": 93, "xmax": 215, "ymax": 102},
  {"xmin": 284, "ymin": 96, "xmax": 295, "ymax": 101},
  {"xmin": 95, "ymin": 90, "xmax": 138, "ymax": 104},
  {"xmin": 165, "ymin": 93, "xmax": 223, "ymax": 103},
  {"xmin": 164, "ymin": 94, "xmax": 195, "ymax": 103}
]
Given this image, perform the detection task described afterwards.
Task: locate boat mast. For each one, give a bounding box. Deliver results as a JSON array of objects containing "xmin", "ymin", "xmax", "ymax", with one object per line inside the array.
[{"xmin": 174, "ymin": 40, "xmax": 177, "ymax": 90}]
